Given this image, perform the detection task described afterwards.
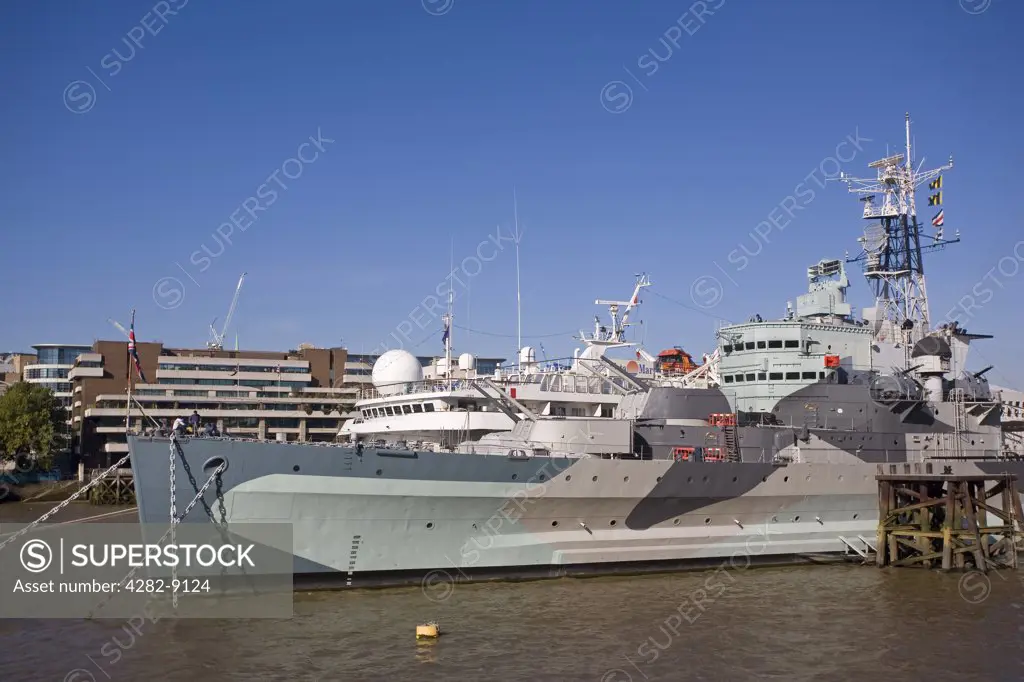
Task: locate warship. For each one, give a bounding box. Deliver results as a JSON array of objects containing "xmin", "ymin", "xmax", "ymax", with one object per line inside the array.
[{"xmin": 127, "ymin": 114, "xmax": 1024, "ymax": 584}]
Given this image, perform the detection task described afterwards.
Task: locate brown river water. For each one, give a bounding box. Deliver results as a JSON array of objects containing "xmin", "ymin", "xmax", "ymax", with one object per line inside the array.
[{"xmin": 1, "ymin": 503, "xmax": 1022, "ymax": 681}]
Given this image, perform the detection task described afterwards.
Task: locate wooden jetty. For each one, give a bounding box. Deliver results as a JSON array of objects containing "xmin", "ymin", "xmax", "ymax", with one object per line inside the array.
[
  {"xmin": 87, "ymin": 468, "xmax": 136, "ymax": 506},
  {"xmin": 875, "ymin": 471, "xmax": 1024, "ymax": 571}
]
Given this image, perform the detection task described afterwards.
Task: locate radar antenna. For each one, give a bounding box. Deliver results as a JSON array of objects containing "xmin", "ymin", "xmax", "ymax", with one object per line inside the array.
[{"xmin": 838, "ymin": 113, "xmax": 956, "ymax": 343}]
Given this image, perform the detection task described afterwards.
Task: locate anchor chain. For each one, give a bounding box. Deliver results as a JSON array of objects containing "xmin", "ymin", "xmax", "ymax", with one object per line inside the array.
[
  {"xmin": 0, "ymin": 452, "xmax": 132, "ymax": 553},
  {"xmin": 87, "ymin": 464, "xmax": 224, "ymax": 618},
  {"xmin": 169, "ymin": 437, "xmax": 178, "ymax": 609}
]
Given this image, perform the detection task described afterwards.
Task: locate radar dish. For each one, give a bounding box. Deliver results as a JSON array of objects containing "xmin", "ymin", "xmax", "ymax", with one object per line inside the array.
[{"xmin": 861, "ymin": 224, "xmax": 886, "ymax": 254}]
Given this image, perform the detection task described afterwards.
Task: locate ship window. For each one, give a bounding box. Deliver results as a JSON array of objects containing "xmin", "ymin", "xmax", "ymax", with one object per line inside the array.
[
  {"xmin": 785, "ymin": 372, "xmax": 800, "ymax": 380},
  {"xmin": 768, "ymin": 340, "xmax": 783, "ymax": 349},
  {"xmin": 724, "ymin": 375, "xmax": 734, "ymax": 383},
  {"xmin": 423, "ymin": 403, "xmax": 435, "ymax": 412},
  {"xmin": 744, "ymin": 342, "xmax": 755, "ymax": 350},
  {"xmin": 384, "ymin": 406, "xmax": 394, "ymax": 416},
  {"xmin": 802, "ymin": 372, "xmax": 816, "ymax": 380},
  {"xmin": 757, "ymin": 341, "xmax": 766, "ymax": 349},
  {"xmin": 412, "ymin": 404, "xmax": 423, "ymax": 413},
  {"xmin": 401, "ymin": 405, "xmax": 412, "ymax": 414},
  {"xmin": 746, "ymin": 373, "xmax": 755, "ymax": 382},
  {"xmin": 819, "ymin": 372, "xmax": 825, "ymax": 379},
  {"xmin": 770, "ymin": 372, "xmax": 783, "ymax": 380},
  {"xmin": 784, "ymin": 340, "xmax": 799, "ymax": 349},
  {"xmin": 734, "ymin": 375, "xmax": 744, "ymax": 383},
  {"xmin": 723, "ymin": 345, "xmax": 733, "ymax": 353},
  {"xmin": 758, "ymin": 372, "xmax": 767, "ymax": 380}
]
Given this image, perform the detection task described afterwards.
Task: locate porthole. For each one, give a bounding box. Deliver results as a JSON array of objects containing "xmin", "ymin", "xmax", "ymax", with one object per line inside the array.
[
  {"xmin": 292, "ymin": 465, "xmax": 300, "ymax": 472},
  {"xmin": 426, "ymin": 522, "xmax": 434, "ymax": 529},
  {"xmin": 375, "ymin": 469, "xmax": 382, "ymax": 476},
  {"xmin": 704, "ymin": 517, "xmax": 711, "ymax": 525},
  {"xmin": 539, "ymin": 474, "xmax": 546, "ymax": 481},
  {"xmin": 565, "ymin": 475, "xmax": 572, "ymax": 482},
  {"xmin": 853, "ymin": 513, "xmax": 859, "ymax": 520},
  {"xmin": 838, "ymin": 475, "xmax": 843, "ymax": 481},
  {"xmin": 702, "ymin": 476, "xmax": 708, "ymax": 483},
  {"xmin": 783, "ymin": 476, "xmax": 789, "ymax": 482},
  {"xmin": 687, "ymin": 476, "xmax": 693, "ymax": 483},
  {"xmin": 794, "ymin": 516, "xmax": 801, "ymax": 522},
  {"xmin": 551, "ymin": 521, "xmax": 559, "ymax": 527},
  {"xmin": 771, "ymin": 516, "xmax": 778, "ymax": 522},
  {"xmin": 805, "ymin": 475, "xmax": 811, "ymax": 481},
  {"xmin": 592, "ymin": 476, "xmax": 598, "ymax": 482},
  {"xmin": 624, "ymin": 476, "xmax": 630, "ymax": 482},
  {"xmin": 732, "ymin": 477, "xmax": 738, "ymax": 482},
  {"xmin": 656, "ymin": 476, "xmax": 662, "ymax": 482},
  {"xmin": 761, "ymin": 476, "xmax": 767, "ymax": 483},
  {"xmin": 610, "ymin": 520, "xmax": 617, "ymax": 526},
  {"xmin": 512, "ymin": 474, "xmax": 519, "ymax": 481},
  {"xmin": 673, "ymin": 518, "xmax": 680, "ymax": 526}
]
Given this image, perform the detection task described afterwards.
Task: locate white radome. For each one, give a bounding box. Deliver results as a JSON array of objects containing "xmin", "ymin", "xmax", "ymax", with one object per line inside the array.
[
  {"xmin": 372, "ymin": 350, "xmax": 423, "ymax": 395},
  {"xmin": 458, "ymin": 353, "xmax": 476, "ymax": 371}
]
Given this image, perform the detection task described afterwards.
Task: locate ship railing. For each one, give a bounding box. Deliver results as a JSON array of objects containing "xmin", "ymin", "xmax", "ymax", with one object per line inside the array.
[{"xmin": 356, "ymin": 371, "xmax": 626, "ymax": 401}]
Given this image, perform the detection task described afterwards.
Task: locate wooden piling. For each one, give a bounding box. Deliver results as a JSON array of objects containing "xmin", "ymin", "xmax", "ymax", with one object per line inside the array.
[
  {"xmin": 875, "ymin": 473, "xmax": 1023, "ymax": 571},
  {"xmin": 87, "ymin": 468, "xmax": 136, "ymax": 506}
]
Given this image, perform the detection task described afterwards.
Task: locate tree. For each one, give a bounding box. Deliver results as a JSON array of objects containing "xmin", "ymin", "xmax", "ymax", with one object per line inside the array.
[{"xmin": 0, "ymin": 382, "xmax": 66, "ymax": 467}]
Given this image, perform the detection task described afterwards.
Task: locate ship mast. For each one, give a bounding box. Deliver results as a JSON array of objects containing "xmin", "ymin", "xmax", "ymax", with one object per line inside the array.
[
  {"xmin": 839, "ymin": 113, "xmax": 956, "ymax": 347},
  {"xmin": 444, "ymin": 239, "xmax": 454, "ymax": 390}
]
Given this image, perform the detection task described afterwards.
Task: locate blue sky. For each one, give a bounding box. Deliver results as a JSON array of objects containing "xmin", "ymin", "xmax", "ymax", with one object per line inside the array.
[{"xmin": 2, "ymin": 0, "xmax": 1022, "ymax": 387}]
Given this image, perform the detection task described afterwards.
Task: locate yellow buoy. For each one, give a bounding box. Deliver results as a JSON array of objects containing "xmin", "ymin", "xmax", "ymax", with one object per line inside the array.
[{"xmin": 416, "ymin": 622, "xmax": 440, "ymax": 639}]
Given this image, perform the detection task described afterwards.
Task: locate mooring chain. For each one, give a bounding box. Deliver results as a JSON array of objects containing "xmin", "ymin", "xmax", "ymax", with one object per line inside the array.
[{"xmin": 0, "ymin": 452, "xmax": 132, "ymax": 553}]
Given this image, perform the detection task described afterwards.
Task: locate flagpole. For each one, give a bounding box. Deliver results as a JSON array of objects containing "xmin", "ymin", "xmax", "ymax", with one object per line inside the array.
[{"xmin": 125, "ymin": 308, "xmax": 135, "ymax": 435}]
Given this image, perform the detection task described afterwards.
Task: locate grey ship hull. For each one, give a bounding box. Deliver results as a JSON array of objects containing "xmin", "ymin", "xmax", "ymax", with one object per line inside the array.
[{"xmin": 127, "ymin": 429, "xmax": 1024, "ymax": 586}]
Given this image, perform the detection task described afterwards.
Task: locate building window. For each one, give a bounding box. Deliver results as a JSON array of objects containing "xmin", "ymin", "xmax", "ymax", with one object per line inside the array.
[{"xmin": 266, "ymin": 418, "xmax": 299, "ymax": 429}]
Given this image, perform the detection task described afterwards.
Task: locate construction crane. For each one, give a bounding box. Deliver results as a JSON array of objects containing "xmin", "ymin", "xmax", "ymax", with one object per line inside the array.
[
  {"xmin": 208, "ymin": 273, "xmax": 246, "ymax": 350},
  {"xmin": 107, "ymin": 318, "xmax": 130, "ymax": 339}
]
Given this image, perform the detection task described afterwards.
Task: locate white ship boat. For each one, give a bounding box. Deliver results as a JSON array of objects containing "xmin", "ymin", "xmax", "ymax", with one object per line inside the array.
[{"xmin": 339, "ymin": 274, "xmax": 705, "ymax": 449}]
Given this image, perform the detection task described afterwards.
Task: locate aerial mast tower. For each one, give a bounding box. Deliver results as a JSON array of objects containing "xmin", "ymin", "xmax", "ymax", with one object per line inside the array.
[{"xmin": 839, "ymin": 113, "xmax": 956, "ymax": 346}]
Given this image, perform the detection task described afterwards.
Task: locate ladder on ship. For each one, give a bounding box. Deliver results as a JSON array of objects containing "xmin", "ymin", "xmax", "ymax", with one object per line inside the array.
[
  {"xmin": 709, "ymin": 413, "xmax": 741, "ymax": 462},
  {"xmin": 951, "ymin": 388, "xmax": 967, "ymax": 459},
  {"xmin": 723, "ymin": 423, "xmax": 740, "ymax": 462}
]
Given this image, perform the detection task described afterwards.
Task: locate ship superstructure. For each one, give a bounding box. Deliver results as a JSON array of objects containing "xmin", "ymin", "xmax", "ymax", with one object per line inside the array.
[{"xmin": 338, "ymin": 274, "xmax": 673, "ymax": 448}]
